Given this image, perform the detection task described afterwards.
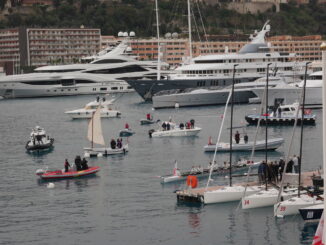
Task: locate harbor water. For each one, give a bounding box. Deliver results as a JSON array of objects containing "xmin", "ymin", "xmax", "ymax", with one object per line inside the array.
[{"xmin": 0, "ymin": 93, "xmax": 322, "ymax": 245}]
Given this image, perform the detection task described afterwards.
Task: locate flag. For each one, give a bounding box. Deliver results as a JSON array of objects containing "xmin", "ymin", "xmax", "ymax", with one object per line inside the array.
[{"xmin": 312, "ymin": 212, "xmax": 324, "ymax": 245}]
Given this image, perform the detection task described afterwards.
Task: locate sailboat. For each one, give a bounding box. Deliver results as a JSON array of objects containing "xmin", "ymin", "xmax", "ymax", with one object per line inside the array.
[
  {"xmin": 84, "ymin": 105, "xmax": 128, "ymax": 157},
  {"xmin": 273, "ymin": 62, "xmax": 324, "ymax": 218}
]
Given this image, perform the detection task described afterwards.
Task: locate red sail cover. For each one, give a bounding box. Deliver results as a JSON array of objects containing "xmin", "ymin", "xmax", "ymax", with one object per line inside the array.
[{"xmin": 312, "ymin": 212, "xmax": 324, "ymax": 245}]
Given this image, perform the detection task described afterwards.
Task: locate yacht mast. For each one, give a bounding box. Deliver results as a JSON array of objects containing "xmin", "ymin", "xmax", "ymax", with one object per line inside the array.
[
  {"xmin": 155, "ymin": 0, "xmax": 161, "ymax": 80},
  {"xmin": 187, "ymin": 0, "xmax": 192, "ymax": 60}
]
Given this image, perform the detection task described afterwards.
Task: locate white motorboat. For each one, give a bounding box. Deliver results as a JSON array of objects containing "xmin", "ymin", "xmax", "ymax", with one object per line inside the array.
[
  {"xmin": 149, "ymin": 125, "xmax": 201, "ymax": 137},
  {"xmin": 274, "ymin": 194, "xmax": 323, "ymax": 218},
  {"xmin": 241, "ymin": 187, "xmax": 300, "ymax": 209},
  {"xmin": 25, "ymin": 126, "xmax": 54, "ymax": 151},
  {"xmin": 65, "ymin": 98, "xmax": 121, "ymax": 119},
  {"xmin": 83, "ymin": 106, "xmax": 128, "ymax": 157},
  {"xmin": 245, "ymin": 102, "xmax": 316, "ymax": 125},
  {"xmin": 203, "ymin": 185, "xmax": 263, "ymax": 204},
  {"xmin": 204, "ymin": 138, "xmax": 284, "ymax": 152}
]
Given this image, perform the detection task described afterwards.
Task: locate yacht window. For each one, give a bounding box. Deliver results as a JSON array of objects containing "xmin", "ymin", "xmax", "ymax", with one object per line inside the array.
[
  {"xmin": 283, "ymin": 108, "xmax": 290, "ymax": 111},
  {"xmin": 61, "ymin": 79, "xmax": 74, "ymax": 86},
  {"xmin": 111, "ymin": 87, "xmax": 118, "ymax": 90},
  {"xmin": 127, "ymin": 86, "xmax": 132, "ymax": 89},
  {"xmin": 54, "ymin": 90, "xmax": 57, "ymax": 92},
  {"xmin": 21, "ymin": 80, "xmax": 61, "ymax": 85},
  {"xmin": 85, "ymin": 65, "xmax": 147, "ymax": 74},
  {"xmin": 100, "ymin": 87, "xmax": 107, "ymax": 91},
  {"xmin": 61, "ymin": 89, "xmax": 64, "ymax": 92},
  {"xmin": 91, "ymin": 59, "xmax": 127, "ymax": 64},
  {"xmin": 93, "ymin": 88, "xmax": 96, "ymax": 91},
  {"xmin": 120, "ymin": 87, "xmax": 123, "ymax": 89}
]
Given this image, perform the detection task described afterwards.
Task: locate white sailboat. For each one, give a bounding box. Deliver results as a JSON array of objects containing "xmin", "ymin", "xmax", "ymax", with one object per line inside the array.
[
  {"xmin": 274, "ymin": 62, "xmax": 324, "ymax": 218},
  {"xmin": 84, "ymin": 105, "xmax": 128, "ymax": 157}
]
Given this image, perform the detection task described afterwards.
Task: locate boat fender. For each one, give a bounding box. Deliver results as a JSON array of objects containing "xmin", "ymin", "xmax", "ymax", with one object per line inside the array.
[
  {"xmin": 97, "ymin": 153, "xmax": 103, "ymax": 157},
  {"xmin": 35, "ymin": 169, "xmax": 45, "ymax": 176},
  {"xmin": 84, "ymin": 152, "xmax": 91, "ymax": 158},
  {"xmin": 47, "ymin": 183, "xmax": 55, "ymax": 189},
  {"xmin": 186, "ymin": 175, "xmax": 198, "ymax": 188}
]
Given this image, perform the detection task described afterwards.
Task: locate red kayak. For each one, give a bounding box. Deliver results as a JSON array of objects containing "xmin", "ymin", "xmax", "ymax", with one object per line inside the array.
[{"xmin": 36, "ymin": 166, "xmax": 100, "ymax": 180}]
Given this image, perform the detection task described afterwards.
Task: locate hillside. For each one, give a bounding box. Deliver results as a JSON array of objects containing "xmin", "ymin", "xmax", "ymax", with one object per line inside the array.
[{"xmin": 0, "ymin": 0, "xmax": 325, "ymax": 37}]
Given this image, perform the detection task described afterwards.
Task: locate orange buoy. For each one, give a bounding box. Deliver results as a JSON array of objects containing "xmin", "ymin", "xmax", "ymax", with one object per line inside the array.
[{"xmin": 186, "ymin": 175, "xmax": 198, "ymax": 189}]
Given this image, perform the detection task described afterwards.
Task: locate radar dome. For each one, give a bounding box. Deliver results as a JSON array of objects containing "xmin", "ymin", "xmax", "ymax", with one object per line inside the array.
[
  {"xmin": 129, "ymin": 31, "xmax": 136, "ymax": 37},
  {"xmin": 172, "ymin": 32, "xmax": 178, "ymax": 38},
  {"xmin": 123, "ymin": 32, "xmax": 128, "ymax": 37},
  {"xmin": 118, "ymin": 31, "xmax": 124, "ymax": 37},
  {"xmin": 165, "ymin": 33, "xmax": 172, "ymax": 39},
  {"xmin": 266, "ymin": 25, "xmax": 271, "ymax": 31}
]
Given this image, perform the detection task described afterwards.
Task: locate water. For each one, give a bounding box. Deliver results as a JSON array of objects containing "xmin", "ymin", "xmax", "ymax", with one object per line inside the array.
[{"xmin": 0, "ymin": 93, "xmax": 322, "ymax": 245}]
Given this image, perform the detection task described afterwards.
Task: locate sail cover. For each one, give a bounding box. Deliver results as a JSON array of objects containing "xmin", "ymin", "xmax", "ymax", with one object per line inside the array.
[{"xmin": 87, "ymin": 106, "xmax": 105, "ymax": 146}]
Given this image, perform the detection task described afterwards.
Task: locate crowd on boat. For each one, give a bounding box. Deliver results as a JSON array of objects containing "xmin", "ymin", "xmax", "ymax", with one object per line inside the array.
[
  {"xmin": 257, "ymin": 155, "xmax": 300, "ymax": 184},
  {"xmin": 64, "ymin": 156, "xmax": 89, "ymax": 172},
  {"xmin": 110, "ymin": 138, "xmax": 124, "ymax": 149},
  {"xmin": 161, "ymin": 118, "xmax": 196, "ymax": 131},
  {"xmin": 234, "ymin": 131, "xmax": 249, "ymax": 144}
]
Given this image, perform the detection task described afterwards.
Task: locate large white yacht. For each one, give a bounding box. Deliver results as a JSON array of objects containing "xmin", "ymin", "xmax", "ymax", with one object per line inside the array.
[
  {"xmin": 127, "ymin": 21, "xmax": 310, "ymax": 101},
  {"xmin": 0, "ymin": 40, "xmax": 165, "ymax": 99}
]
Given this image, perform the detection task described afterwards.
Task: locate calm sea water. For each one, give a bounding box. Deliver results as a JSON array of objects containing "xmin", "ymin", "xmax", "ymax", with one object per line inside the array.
[{"xmin": 0, "ymin": 93, "xmax": 322, "ymax": 245}]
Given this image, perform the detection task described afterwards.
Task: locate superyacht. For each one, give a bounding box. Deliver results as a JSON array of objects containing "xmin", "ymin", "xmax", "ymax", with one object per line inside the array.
[
  {"xmin": 0, "ymin": 38, "xmax": 166, "ymax": 98},
  {"xmin": 127, "ymin": 21, "xmax": 309, "ymax": 101}
]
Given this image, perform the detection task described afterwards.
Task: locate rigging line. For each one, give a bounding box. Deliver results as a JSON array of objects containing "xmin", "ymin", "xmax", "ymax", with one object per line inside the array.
[
  {"xmin": 205, "ymin": 91, "xmax": 232, "ymax": 190},
  {"xmin": 236, "ymin": 73, "xmax": 268, "ymax": 211},
  {"xmin": 191, "ymin": 8, "xmax": 202, "ymax": 43},
  {"xmin": 195, "ymin": 0, "xmax": 211, "ymax": 54}
]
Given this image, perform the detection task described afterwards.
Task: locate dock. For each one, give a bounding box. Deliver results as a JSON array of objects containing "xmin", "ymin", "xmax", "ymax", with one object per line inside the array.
[{"xmin": 176, "ymin": 171, "xmax": 321, "ymax": 203}]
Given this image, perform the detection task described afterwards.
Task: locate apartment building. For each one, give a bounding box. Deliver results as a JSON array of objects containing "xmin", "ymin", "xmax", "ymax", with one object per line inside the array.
[{"xmin": 0, "ymin": 27, "xmax": 101, "ymax": 74}]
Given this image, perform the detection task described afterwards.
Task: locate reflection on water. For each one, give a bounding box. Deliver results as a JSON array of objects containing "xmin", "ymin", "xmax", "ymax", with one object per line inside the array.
[{"xmin": 301, "ymin": 223, "xmax": 318, "ymax": 245}]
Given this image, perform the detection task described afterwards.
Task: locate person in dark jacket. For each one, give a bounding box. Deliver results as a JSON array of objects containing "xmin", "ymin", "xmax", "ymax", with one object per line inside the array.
[
  {"xmin": 75, "ymin": 155, "xmax": 82, "ymax": 171},
  {"xmin": 110, "ymin": 139, "xmax": 116, "ymax": 149},
  {"xmin": 190, "ymin": 119, "xmax": 195, "ymax": 128},
  {"xmin": 278, "ymin": 158, "xmax": 285, "ymax": 181},
  {"xmin": 64, "ymin": 159, "xmax": 71, "ymax": 172},
  {"xmin": 81, "ymin": 158, "xmax": 89, "ymax": 170},
  {"xmin": 235, "ymin": 131, "xmax": 240, "ymax": 144},
  {"xmin": 244, "ymin": 134, "xmax": 248, "ymax": 144},
  {"xmin": 286, "ymin": 159, "xmax": 294, "ymax": 173},
  {"xmin": 258, "ymin": 161, "xmax": 266, "ymax": 185}
]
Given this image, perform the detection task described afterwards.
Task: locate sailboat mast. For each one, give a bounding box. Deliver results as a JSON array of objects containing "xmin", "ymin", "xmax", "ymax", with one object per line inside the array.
[
  {"xmin": 187, "ymin": 0, "xmax": 192, "ymax": 60},
  {"xmin": 298, "ymin": 62, "xmax": 311, "ymax": 197},
  {"xmin": 229, "ymin": 64, "xmax": 238, "ymax": 187},
  {"xmin": 155, "ymin": 0, "xmax": 161, "ymax": 80},
  {"xmin": 265, "ymin": 63, "xmax": 271, "ymax": 191},
  {"xmin": 320, "ymin": 42, "xmax": 326, "ymax": 238}
]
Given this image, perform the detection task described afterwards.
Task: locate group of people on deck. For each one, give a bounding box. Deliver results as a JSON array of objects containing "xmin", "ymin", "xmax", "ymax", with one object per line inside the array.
[
  {"xmin": 179, "ymin": 119, "xmax": 195, "ymax": 130},
  {"xmin": 64, "ymin": 156, "xmax": 88, "ymax": 172},
  {"xmin": 234, "ymin": 131, "xmax": 248, "ymax": 144},
  {"xmin": 110, "ymin": 138, "xmax": 123, "ymax": 149},
  {"xmin": 257, "ymin": 155, "xmax": 300, "ymax": 184}
]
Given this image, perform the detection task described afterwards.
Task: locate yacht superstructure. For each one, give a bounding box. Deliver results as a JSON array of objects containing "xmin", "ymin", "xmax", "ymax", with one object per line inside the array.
[{"xmin": 127, "ymin": 21, "xmax": 309, "ymax": 101}]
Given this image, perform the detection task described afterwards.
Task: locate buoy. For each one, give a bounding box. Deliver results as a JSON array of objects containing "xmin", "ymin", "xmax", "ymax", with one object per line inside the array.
[
  {"xmin": 47, "ymin": 183, "xmax": 55, "ymax": 189},
  {"xmin": 97, "ymin": 153, "xmax": 103, "ymax": 157},
  {"xmin": 175, "ymin": 103, "xmax": 179, "ymax": 108},
  {"xmin": 84, "ymin": 152, "xmax": 90, "ymax": 158}
]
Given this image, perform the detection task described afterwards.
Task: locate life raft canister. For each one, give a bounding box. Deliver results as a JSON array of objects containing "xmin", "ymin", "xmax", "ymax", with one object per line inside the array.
[{"xmin": 186, "ymin": 175, "xmax": 198, "ymax": 188}]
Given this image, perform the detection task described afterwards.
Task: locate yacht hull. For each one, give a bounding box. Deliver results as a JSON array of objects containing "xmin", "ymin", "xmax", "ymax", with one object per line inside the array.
[{"xmin": 152, "ymin": 89, "xmax": 256, "ymax": 108}]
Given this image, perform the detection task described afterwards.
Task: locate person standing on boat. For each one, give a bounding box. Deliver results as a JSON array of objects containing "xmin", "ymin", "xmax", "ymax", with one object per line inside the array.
[
  {"xmin": 117, "ymin": 138, "xmax": 122, "ymax": 148},
  {"xmin": 64, "ymin": 159, "xmax": 71, "ymax": 172},
  {"xmin": 74, "ymin": 156, "xmax": 82, "ymax": 171},
  {"xmin": 81, "ymin": 158, "xmax": 88, "ymax": 170},
  {"xmin": 278, "ymin": 106, "xmax": 282, "ymax": 118},
  {"xmin": 278, "ymin": 158, "xmax": 285, "ymax": 181},
  {"xmin": 235, "ymin": 131, "xmax": 240, "ymax": 144},
  {"xmin": 258, "ymin": 161, "xmax": 265, "ymax": 185},
  {"xmin": 125, "ymin": 123, "xmax": 129, "ymax": 130},
  {"xmin": 293, "ymin": 155, "xmax": 299, "ymax": 173},
  {"xmin": 162, "ymin": 122, "xmax": 167, "ymax": 131},
  {"xmin": 286, "ymin": 158, "xmax": 294, "ymax": 173},
  {"xmin": 146, "ymin": 113, "xmax": 151, "ymax": 121},
  {"xmin": 179, "ymin": 122, "xmax": 184, "ymax": 130},
  {"xmin": 244, "ymin": 134, "xmax": 248, "ymax": 144},
  {"xmin": 190, "ymin": 119, "xmax": 195, "ymax": 129},
  {"xmin": 110, "ymin": 139, "xmax": 116, "ymax": 149},
  {"xmin": 166, "ymin": 123, "xmax": 171, "ymax": 131}
]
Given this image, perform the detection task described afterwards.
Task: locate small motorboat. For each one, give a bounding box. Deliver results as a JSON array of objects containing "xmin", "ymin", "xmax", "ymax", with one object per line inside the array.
[
  {"xmin": 25, "ymin": 126, "xmax": 54, "ymax": 152},
  {"xmin": 140, "ymin": 118, "xmax": 160, "ymax": 125},
  {"xmin": 36, "ymin": 166, "xmax": 100, "ymax": 180},
  {"xmin": 119, "ymin": 128, "xmax": 135, "ymax": 137},
  {"xmin": 149, "ymin": 121, "xmax": 201, "ymax": 137},
  {"xmin": 245, "ymin": 102, "xmax": 316, "ymax": 125},
  {"xmin": 299, "ymin": 204, "xmax": 324, "ymax": 222},
  {"xmin": 65, "ymin": 98, "xmax": 121, "ymax": 119},
  {"xmin": 204, "ymin": 138, "xmax": 284, "ymax": 152}
]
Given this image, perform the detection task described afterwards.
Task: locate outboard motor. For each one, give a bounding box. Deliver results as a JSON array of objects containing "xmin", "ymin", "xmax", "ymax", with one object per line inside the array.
[{"xmin": 148, "ymin": 129, "xmax": 155, "ymax": 138}]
